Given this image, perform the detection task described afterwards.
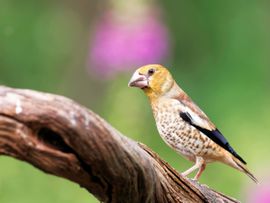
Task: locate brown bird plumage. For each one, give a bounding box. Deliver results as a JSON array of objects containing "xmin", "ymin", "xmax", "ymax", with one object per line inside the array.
[{"xmin": 128, "ymin": 64, "xmax": 258, "ymax": 183}]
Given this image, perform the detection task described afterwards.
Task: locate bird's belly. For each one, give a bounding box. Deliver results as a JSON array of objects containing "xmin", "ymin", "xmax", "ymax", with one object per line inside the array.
[{"xmin": 156, "ymin": 117, "xmax": 209, "ymax": 162}]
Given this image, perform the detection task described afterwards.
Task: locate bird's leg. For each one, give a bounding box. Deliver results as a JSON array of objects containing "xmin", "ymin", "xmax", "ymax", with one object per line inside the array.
[
  {"xmin": 194, "ymin": 161, "xmax": 206, "ymax": 180},
  {"xmin": 181, "ymin": 157, "xmax": 204, "ymax": 177},
  {"xmin": 181, "ymin": 164, "xmax": 199, "ymax": 177}
]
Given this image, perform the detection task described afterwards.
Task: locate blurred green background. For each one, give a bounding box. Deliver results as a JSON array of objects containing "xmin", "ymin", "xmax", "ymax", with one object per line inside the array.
[{"xmin": 1, "ymin": 0, "xmax": 270, "ymax": 202}]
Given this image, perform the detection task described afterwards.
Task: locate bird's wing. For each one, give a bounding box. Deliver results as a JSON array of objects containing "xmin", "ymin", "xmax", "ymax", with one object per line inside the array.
[
  {"xmin": 175, "ymin": 95, "xmax": 246, "ymax": 164},
  {"xmin": 176, "ymin": 94, "xmax": 216, "ymax": 130}
]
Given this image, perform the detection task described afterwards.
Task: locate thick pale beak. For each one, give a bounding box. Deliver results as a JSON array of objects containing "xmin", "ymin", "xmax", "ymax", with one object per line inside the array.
[{"xmin": 128, "ymin": 71, "xmax": 148, "ymax": 89}]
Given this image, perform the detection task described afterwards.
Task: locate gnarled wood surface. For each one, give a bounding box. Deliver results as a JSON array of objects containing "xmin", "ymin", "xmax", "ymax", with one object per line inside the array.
[{"xmin": 0, "ymin": 86, "xmax": 239, "ymax": 203}]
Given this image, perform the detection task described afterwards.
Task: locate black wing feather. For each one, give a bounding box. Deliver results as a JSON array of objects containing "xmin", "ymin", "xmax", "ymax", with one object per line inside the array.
[{"xmin": 180, "ymin": 112, "xmax": 246, "ymax": 164}]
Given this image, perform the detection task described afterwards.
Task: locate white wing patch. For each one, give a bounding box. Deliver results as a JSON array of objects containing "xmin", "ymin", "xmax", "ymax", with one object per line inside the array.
[{"xmin": 175, "ymin": 99, "xmax": 214, "ymax": 131}]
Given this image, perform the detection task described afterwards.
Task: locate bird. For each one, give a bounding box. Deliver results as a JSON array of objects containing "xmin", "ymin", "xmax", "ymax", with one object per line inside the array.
[{"xmin": 128, "ymin": 64, "xmax": 258, "ymax": 183}]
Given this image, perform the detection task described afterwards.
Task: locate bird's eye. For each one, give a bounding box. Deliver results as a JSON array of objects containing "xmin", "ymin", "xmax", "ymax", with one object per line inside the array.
[{"xmin": 148, "ymin": 68, "xmax": 155, "ymax": 75}]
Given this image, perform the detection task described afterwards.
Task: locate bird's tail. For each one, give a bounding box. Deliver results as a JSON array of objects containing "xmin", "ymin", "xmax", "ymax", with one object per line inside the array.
[{"xmin": 230, "ymin": 155, "xmax": 258, "ymax": 184}]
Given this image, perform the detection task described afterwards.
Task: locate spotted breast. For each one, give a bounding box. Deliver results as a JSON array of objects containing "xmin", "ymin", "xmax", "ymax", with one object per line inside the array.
[{"xmin": 151, "ymin": 98, "xmax": 219, "ymax": 163}]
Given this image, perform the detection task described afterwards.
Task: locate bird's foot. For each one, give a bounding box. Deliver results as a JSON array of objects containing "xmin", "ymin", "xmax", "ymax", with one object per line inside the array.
[{"xmin": 190, "ymin": 178, "xmax": 199, "ymax": 183}]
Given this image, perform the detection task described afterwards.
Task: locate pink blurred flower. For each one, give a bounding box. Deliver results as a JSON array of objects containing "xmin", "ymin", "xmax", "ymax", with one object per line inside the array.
[
  {"xmin": 87, "ymin": 1, "xmax": 170, "ymax": 77},
  {"xmin": 247, "ymin": 180, "xmax": 270, "ymax": 203}
]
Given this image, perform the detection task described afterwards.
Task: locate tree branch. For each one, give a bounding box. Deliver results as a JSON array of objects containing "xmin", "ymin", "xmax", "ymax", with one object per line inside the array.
[{"xmin": 0, "ymin": 86, "xmax": 239, "ymax": 203}]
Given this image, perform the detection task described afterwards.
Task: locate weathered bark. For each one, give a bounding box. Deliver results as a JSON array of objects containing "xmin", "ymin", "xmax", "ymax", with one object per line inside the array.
[{"xmin": 0, "ymin": 86, "xmax": 239, "ymax": 203}]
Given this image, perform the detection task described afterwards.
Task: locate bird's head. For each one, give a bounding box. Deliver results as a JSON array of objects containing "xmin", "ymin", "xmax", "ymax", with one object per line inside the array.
[{"xmin": 128, "ymin": 64, "xmax": 174, "ymax": 98}]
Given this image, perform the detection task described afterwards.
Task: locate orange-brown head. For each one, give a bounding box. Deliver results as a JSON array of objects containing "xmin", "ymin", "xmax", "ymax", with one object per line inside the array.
[{"xmin": 128, "ymin": 64, "xmax": 174, "ymax": 99}]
